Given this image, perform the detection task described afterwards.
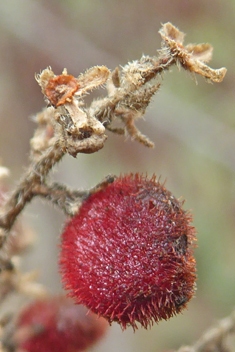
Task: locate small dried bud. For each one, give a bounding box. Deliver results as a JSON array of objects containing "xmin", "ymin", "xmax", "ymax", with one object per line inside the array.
[
  {"xmin": 60, "ymin": 173, "xmax": 197, "ymax": 330},
  {"xmin": 13, "ymin": 296, "xmax": 108, "ymax": 352}
]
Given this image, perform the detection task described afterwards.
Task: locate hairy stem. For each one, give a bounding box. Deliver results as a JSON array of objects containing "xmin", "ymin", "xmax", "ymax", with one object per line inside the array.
[
  {"xmin": 33, "ymin": 174, "xmax": 117, "ymax": 216},
  {"xmin": 0, "ymin": 143, "xmax": 64, "ymax": 239}
]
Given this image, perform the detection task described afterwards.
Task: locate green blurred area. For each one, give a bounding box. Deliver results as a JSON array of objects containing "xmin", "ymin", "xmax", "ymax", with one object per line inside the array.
[{"xmin": 0, "ymin": 1, "xmax": 235, "ymax": 351}]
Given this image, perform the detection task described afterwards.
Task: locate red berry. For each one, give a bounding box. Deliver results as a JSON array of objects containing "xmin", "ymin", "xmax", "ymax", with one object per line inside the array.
[
  {"xmin": 14, "ymin": 296, "xmax": 108, "ymax": 352},
  {"xmin": 60, "ymin": 173, "xmax": 197, "ymax": 330}
]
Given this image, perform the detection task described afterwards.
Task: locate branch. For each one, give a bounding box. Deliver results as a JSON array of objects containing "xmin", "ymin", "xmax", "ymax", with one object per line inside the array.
[
  {"xmin": 32, "ymin": 174, "xmax": 117, "ymax": 216},
  {"xmin": 177, "ymin": 310, "xmax": 235, "ymax": 352},
  {"xmin": 0, "ymin": 22, "xmax": 226, "ymax": 250}
]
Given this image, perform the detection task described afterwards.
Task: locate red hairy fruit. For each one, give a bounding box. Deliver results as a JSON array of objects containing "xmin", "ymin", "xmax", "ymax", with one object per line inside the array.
[
  {"xmin": 60, "ymin": 173, "xmax": 197, "ymax": 330},
  {"xmin": 14, "ymin": 296, "xmax": 108, "ymax": 352}
]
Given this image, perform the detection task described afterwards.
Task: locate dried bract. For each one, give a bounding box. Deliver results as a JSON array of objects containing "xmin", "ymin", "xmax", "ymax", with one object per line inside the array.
[
  {"xmin": 35, "ymin": 66, "xmax": 111, "ymax": 157},
  {"xmin": 77, "ymin": 66, "xmax": 110, "ymax": 94},
  {"xmin": 159, "ymin": 22, "xmax": 227, "ymax": 82}
]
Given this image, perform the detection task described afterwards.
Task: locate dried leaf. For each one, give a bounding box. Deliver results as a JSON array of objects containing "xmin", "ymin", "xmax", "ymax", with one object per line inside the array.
[
  {"xmin": 35, "ymin": 67, "xmax": 55, "ymax": 95},
  {"xmin": 160, "ymin": 22, "xmax": 185, "ymax": 45},
  {"xmin": 186, "ymin": 43, "xmax": 213, "ymax": 63},
  {"xmin": 159, "ymin": 22, "xmax": 227, "ymax": 83},
  {"xmin": 36, "ymin": 66, "xmax": 110, "ymax": 107},
  {"xmin": 76, "ymin": 66, "xmax": 110, "ymax": 95}
]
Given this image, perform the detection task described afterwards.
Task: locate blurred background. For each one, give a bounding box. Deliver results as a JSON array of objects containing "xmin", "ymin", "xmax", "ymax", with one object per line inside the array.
[{"xmin": 0, "ymin": 0, "xmax": 235, "ymax": 351}]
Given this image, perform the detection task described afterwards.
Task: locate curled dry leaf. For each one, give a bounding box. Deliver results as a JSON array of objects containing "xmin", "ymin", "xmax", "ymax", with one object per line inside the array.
[
  {"xmin": 186, "ymin": 43, "xmax": 213, "ymax": 63},
  {"xmin": 77, "ymin": 65, "xmax": 110, "ymax": 94},
  {"xmin": 159, "ymin": 22, "xmax": 227, "ymax": 82},
  {"xmin": 35, "ymin": 67, "xmax": 55, "ymax": 95}
]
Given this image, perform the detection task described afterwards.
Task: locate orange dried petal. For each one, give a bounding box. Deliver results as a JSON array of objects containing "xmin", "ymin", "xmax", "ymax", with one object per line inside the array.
[{"xmin": 45, "ymin": 75, "xmax": 79, "ymax": 107}]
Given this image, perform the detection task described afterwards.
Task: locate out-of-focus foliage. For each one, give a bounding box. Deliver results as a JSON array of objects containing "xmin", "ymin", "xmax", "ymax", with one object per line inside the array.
[{"xmin": 0, "ymin": 1, "xmax": 234, "ymax": 351}]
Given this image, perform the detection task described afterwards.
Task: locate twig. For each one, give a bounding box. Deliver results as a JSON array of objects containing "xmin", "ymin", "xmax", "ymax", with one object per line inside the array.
[
  {"xmin": 32, "ymin": 174, "xmax": 117, "ymax": 216},
  {"xmin": 177, "ymin": 310, "xmax": 235, "ymax": 352},
  {"xmin": 0, "ymin": 22, "xmax": 226, "ymax": 250}
]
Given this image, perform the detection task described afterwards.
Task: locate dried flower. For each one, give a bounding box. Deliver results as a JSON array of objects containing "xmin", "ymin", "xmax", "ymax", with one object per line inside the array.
[
  {"xmin": 13, "ymin": 296, "xmax": 108, "ymax": 352},
  {"xmin": 45, "ymin": 74, "xmax": 79, "ymax": 107},
  {"xmin": 37, "ymin": 66, "xmax": 110, "ymax": 104},
  {"xmin": 60, "ymin": 173, "xmax": 196, "ymax": 330}
]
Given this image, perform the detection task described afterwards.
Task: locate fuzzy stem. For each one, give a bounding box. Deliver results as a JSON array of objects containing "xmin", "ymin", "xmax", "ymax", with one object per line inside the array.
[
  {"xmin": 0, "ymin": 143, "xmax": 64, "ymax": 242},
  {"xmin": 33, "ymin": 174, "xmax": 117, "ymax": 216}
]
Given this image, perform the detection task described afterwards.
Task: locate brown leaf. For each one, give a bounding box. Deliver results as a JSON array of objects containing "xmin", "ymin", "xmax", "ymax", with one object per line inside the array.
[
  {"xmin": 76, "ymin": 66, "xmax": 110, "ymax": 95},
  {"xmin": 159, "ymin": 22, "xmax": 227, "ymax": 83}
]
